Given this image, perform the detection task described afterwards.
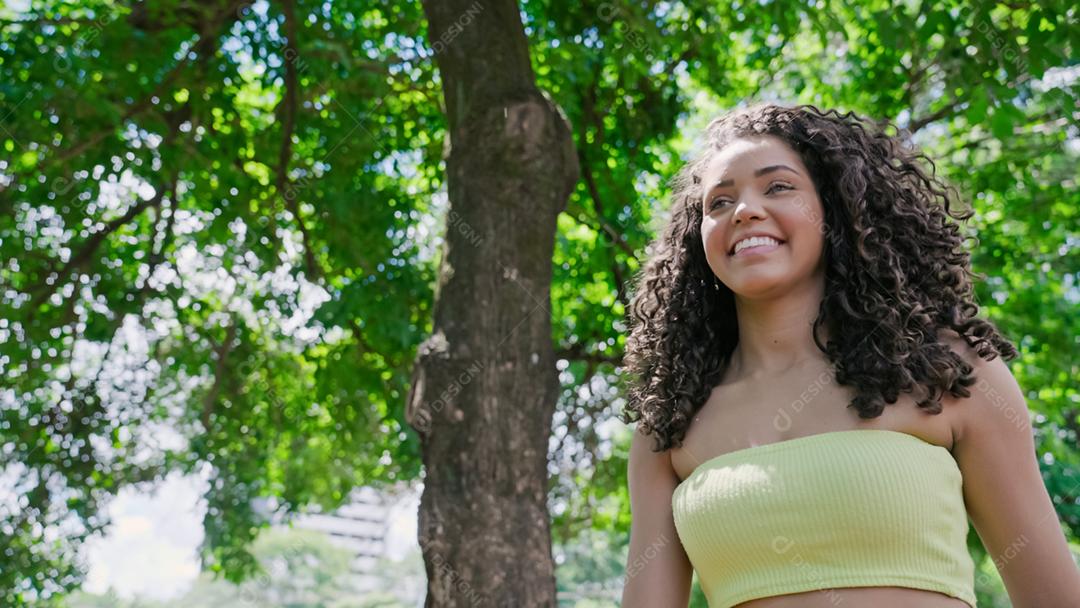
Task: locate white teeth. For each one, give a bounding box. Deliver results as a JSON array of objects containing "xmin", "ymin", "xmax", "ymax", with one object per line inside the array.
[{"xmin": 733, "ymin": 236, "xmax": 781, "ymax": 254}]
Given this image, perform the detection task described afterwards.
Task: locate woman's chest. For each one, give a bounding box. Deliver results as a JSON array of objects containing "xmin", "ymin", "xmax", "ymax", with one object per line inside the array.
[{"xmin": 670, "ymin": 366, "xmax": 956, "ymax": 482}]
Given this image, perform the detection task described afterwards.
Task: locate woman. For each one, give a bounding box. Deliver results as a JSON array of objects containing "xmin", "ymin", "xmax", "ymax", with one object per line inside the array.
[{"xmin": 618, "ymin": 103, "xmax": 1080, "ymax": 607}]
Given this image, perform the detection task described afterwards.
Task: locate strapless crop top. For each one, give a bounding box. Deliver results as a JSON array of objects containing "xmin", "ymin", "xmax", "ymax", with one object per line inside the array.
[{"xmin": 671, "ymin": 429, "xmax": 976, "ymax": 608}]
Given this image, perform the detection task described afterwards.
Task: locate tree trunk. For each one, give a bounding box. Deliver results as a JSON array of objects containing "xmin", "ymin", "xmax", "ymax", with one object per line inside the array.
[{"xmin": 406, "ymin": 0, "xmax": 579, "ymax": 606}]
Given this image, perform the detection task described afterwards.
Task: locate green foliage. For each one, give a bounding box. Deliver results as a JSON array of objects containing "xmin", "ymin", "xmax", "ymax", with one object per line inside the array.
[
  {"xmin": 1, "ymin": 0, "xmax": 434, "ymax": 602},
  {"xmin": 0, "ymin": 0, "xmax": 1076, "ymax": 604}
]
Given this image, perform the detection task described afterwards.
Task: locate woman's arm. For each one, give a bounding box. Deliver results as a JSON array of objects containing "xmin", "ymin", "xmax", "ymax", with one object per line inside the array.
[
  {"xmin": 620, "ymin": 425, "xmax": 694, "ymax": 607},
  {"xmin": 949, "ymin": 349, "xmax": 1080, "ymax": 607}
]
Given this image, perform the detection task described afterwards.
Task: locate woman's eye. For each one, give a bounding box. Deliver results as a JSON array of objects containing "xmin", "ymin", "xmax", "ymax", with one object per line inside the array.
[{"xmin": 708, "ymin": 183, "xmax": 792, "ymax": 210}]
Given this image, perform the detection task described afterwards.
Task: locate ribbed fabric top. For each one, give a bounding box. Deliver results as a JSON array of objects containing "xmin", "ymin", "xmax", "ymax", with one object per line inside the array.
[{"xmin": 671, "ymin": 429, "xmax": 976, "ymax": 608}]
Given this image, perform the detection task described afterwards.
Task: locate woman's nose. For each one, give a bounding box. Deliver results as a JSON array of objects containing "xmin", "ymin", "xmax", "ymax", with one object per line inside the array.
[{"xmin": 731, "ymin": 194, "xmax": 768, "ymax": 224}]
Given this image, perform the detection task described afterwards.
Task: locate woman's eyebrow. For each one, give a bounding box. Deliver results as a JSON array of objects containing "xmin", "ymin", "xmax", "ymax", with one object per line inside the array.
[{"xmin": 703, "ymin": 164, "xmax": 801, "ymax": 198}]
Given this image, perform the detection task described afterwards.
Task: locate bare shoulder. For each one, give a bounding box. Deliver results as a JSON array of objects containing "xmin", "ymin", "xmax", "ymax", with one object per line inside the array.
[
  {"xmin": 936, "ymin": 332, "xmax": 1080, "ymax": 600},
  {"xmin": 934, "ymin": 327, "xmax": 1019, "ymax": 443}
]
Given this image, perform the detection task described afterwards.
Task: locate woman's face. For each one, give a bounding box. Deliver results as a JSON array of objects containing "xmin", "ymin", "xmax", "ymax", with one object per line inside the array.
[{"xmin": 699, "ymin": 135, "xmax": 827, "ymax": 298}]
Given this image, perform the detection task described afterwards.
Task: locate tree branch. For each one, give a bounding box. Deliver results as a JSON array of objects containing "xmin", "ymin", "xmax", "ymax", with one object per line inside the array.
[
  {"xmin": 201, "ymin": 317, "xmax": 239, "ymax": 432},
  {"xmin": 576, "ymin": 77, "xmax": 640, "ymax": 310},
  {"xmin": 28, "ymin": 185, "xmax": 168, "ymax": 313},
  {"xmin": 276, "ymin": 0, "xmax": 320, "ymax": 281},
  {"xmin": 908, "ymin": 99, "xmax": 963, "ymax": 133},
  {"xmin": 578, "ymin": 156, "xmax": 632, "ymax": 308},
  {"xmin": 132, "ymin": 179, "xmax": 179, "ymax": 300}
]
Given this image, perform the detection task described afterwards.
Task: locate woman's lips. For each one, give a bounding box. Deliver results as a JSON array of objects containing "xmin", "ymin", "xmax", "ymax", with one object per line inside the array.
[{"xmin": 730, "ymin": 241, "xmax": 784, "ymax": 258}]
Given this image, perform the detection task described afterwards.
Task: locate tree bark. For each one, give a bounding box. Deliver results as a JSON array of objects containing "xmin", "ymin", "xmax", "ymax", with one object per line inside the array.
[{"xmin": 407, "ymin": 0, "xmax": 579, "ymax": 605}]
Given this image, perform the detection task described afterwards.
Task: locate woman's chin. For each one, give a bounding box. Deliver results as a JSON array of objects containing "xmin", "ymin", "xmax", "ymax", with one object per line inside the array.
[{"xmin": 725, "ymin": 273, "xmax": 792, "ymax": 298}]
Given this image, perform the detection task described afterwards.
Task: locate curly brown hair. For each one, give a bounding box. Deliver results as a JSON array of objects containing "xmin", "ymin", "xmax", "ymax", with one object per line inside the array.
[{"xmin": 619, "ymin": 103, "xmax": 1018, "ymax": 452}]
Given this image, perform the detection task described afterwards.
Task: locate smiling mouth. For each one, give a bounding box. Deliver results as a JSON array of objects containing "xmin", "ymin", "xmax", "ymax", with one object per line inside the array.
[{"xmin": 729, "ymin": 238, "xmax": 786, "ymax": 256}]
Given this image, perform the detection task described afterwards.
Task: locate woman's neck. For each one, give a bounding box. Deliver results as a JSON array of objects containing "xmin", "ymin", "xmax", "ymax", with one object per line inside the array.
[{"xmin": 727, "ymin": 281, "xmax": 829, "ymax": 381}]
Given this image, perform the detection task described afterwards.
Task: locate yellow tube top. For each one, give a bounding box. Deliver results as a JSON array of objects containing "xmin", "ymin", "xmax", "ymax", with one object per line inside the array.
[{"xmin": 671, "ymin": 429, "xmax": 976, "ymax": 608}]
